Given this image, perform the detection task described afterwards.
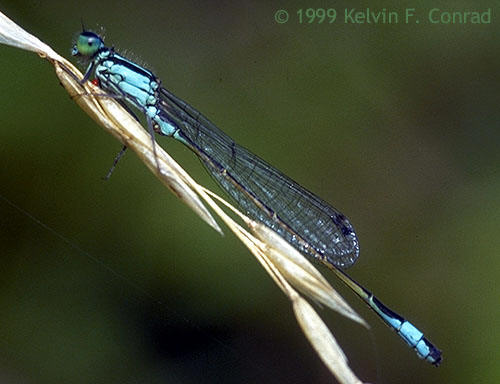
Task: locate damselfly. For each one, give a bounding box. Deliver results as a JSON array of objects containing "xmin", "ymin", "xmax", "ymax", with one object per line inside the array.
[{"xmin": 72, "ymin": 30, "xmax": 442, "ymax": 366}]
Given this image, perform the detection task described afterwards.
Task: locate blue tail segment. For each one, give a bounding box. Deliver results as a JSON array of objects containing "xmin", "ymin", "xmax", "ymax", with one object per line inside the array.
[
  {"xmin": 369, "ymin": 295, "xmax": 442, "ymax": 365},
  {"xmin": 331, "ymin": 266, "xmax": 442, "ymax": 365}
]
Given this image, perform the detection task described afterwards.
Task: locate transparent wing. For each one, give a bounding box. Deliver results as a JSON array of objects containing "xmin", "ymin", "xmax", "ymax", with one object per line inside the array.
[{"xmin": 158, "ymin": 87, "xmax": 359, "ymax": 268}]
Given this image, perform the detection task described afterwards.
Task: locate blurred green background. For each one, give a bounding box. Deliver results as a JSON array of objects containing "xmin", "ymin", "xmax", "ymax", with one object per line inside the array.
[{"xmin": 1, "ymin": 1, "xmax": 499, "ymax": 383}]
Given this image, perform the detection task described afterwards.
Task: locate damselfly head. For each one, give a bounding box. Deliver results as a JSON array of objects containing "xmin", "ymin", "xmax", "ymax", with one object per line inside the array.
[{"xmin": 72, "ymin": 31, "xmax": 104, "ymax": 57}]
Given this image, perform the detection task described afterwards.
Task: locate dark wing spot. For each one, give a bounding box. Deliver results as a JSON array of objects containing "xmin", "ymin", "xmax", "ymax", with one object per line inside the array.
[{"xmin": 331, "ymin": 213, "xmax": 353, "ymax": 236}]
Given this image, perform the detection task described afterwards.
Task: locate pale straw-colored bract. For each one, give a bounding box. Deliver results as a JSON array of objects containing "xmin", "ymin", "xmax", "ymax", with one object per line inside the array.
[{"xmin": 0, "ymin": 10, "xmax": 368, "ymax": 384}]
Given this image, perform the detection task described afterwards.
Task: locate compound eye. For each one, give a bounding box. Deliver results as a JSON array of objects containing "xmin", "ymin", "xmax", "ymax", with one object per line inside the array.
[{"xmin": 74, "ymin": 32, "xmax": 103, "ymax": 57}]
